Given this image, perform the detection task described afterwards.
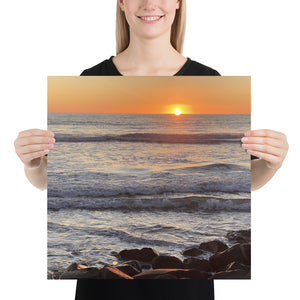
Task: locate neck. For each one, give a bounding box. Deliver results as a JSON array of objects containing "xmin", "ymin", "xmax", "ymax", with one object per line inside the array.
[{"xmin": 120, "ymin": 31, "xmax": 181, "ymax": 71}]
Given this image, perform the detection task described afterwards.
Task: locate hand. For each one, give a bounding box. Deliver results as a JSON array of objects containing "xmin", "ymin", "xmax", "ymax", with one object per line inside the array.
[
  {"xmin": 14, "ymin": 129, "xmax": 55, "ymax": 168},
  {"xmin": 241, "ymin": 129, "xmax": 289, "ymax": 170}
]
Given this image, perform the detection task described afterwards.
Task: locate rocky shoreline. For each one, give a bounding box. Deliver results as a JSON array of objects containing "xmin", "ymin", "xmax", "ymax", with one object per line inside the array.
[{"xmin": 50, "ymin": 229, "xmax": 250, "ymax": 280}]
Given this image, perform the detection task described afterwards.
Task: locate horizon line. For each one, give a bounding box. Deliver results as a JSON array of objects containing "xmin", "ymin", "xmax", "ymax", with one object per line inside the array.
[{"xmin": 48, "ymin": 112, "xmax": 251, "ymax": 115}]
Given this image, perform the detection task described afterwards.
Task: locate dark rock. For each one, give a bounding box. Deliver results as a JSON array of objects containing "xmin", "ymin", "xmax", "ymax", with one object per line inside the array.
[
  {"xmin": 183, "ymin": 257, "xmax": 212, "ymax": 272},
  {"xmin": 182, "ymin": 247, "xmax": 204, "ymax": 256},
  {"xmin": 155, "ymin": 274, "xmax": 178, "ymax": 279},
  {"xmin": 110, "ymin": 250, "xmax": 119, "ymax": 257},
  {"xmin": 59, "ymin": 262, "xmax": 95, "ymax": 279},
  {"xmin": 133, "ymin": 268, "xmax": 210, "ymax": 279},
  {"xmin": 141, "ymin": 263, "xmax": 152, "ymax": 270},
  {"xmin": 226, "ymin": 229, "xmax": 251, "ymax": 244},
  {"xmin": 169, "ymin": 269, "xmax": 210, "ymax": 279},
  {"xmin": 226, "ymin": 261, "xmax": 250, "ymax": 272},
  {"xmin": 115, "ymin": 263, "xmax": 140, "ymax": 277},
  {"xmin": 59, "ymin": 267, "xmax": 103, "ymax": 279},
  {"xmin": 209, "ymin": 243, "xmax": 251, "ymax": 271},
  {"xmin": 122, "ymin": 260, "xmax": 142, "ymax": 272},
  {"xmin": 211, "ymin": 269, "xmax": 249, "ymax": 279},
  {"xmin": 65, "ymin": 262, "xmax": 88, "ymax": 272},
  {"xmin": 118, "ymin": 247, "xmax": 159, "ymax": 262},
  {"xmin": 48, "ymin": 270, "xmax": 60, "ymax": 280},
  {"xmin": 152, "ymin": 255, "xmax": 185, "ymax": 269},
  {"xmin": 199, "ymin": 240, "xmax": 228, "ymax": 254},
  {"xmin": 60, "ymin": 264, "xmax": 134, "ymax": 279},
  {"xmin": 98, "ymin": 265, "xmax": 133, "ymax": 279}
]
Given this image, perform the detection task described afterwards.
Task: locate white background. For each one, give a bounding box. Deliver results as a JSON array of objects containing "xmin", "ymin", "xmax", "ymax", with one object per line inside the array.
[{"xmin": 1, "ymin": 1, "xmax": 299, "ymax": 299}]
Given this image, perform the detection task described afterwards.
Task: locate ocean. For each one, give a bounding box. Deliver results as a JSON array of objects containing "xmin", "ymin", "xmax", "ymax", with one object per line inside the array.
[{"xmin": 47, "ymin": 113, "xmax": 250, "ymax": 277}]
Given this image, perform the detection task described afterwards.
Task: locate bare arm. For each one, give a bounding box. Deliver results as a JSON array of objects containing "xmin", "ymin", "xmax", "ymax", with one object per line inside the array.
[
  {"xmin": 14, "ymin": 129, "xmax": 55, "ymax": 190},
  {"xmin": 241, "ymin": 129, "xmax": 289, "ymax": 191},
  {"xmin": 250, "ymin": 158, "xmax": 277, "ymax": 191},
  {"xmin": 24, "ymin": 155, "xmax": 48, "ymax": 190}
]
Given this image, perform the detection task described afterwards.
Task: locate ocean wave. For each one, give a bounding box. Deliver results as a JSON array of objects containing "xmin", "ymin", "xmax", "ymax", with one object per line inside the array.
[
  {"xmin": 54, "ymin": 133, "xmax": 243, "ymax": 144},
  {"xmin": 168, "ymin": 163, "xmax": 249, "ymax": 173},
  {"xmin": 48, "ymin": 179, "xmax": 250, "ymax": 199},
  {"xmin": 48, "ymin": 222, "xmax": 182, "ymax": 248},
  {"xmin": 48, "ymin": 195, "xmax": 250, "ymax": 212}
]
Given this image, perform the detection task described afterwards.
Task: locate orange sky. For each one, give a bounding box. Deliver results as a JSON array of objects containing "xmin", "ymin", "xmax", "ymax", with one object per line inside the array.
[{"xmin": 48, "ymin": 76, "xmax": 250, "ymax": 114}]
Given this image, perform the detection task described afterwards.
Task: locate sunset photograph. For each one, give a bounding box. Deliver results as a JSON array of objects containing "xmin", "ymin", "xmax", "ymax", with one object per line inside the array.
[{"xmin": 47, "ymin": 76, "xmax": 251, "ymax": 280}]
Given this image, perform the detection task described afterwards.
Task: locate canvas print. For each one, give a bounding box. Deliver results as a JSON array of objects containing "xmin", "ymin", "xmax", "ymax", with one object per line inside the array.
[{"xmin": 47, "ymin": 76, "xmax": 251, "ymax": 280}]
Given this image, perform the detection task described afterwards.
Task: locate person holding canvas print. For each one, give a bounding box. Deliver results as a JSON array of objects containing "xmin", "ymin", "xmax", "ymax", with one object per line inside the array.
[{"xmin": 14, "ymin": 0, "xmax": 288, "ymax": 299}]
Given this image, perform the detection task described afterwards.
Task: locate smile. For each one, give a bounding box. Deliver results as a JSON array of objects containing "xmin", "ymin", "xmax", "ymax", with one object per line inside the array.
[{"xmin": 137, "ymin": 15, "xmax": 164, "ymax": 23}]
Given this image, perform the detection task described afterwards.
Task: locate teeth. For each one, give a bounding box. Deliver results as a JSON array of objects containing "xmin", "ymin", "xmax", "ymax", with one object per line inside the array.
[{"xmin": 140, "ymin": 16, "xmax": 161, "ymax": 21}]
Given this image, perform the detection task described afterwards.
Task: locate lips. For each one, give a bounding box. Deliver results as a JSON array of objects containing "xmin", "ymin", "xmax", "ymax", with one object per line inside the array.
[{"xmin": 137, "ymin": 15, "xmax": 164, "ymax": 22}]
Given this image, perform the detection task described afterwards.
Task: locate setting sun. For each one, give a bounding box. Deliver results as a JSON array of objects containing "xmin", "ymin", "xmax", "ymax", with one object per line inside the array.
[
  {"xmin": 174, "ymin": 108, "xmax": 182, "ymax": 116},
  {"xmin": 48, "ymin": 77, "xmax": 251, "ymax": 114}
]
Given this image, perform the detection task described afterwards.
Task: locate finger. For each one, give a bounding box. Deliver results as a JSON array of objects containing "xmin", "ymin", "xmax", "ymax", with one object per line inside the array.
[
  {"xmin": 18, "ymin": 129, "xmax": 54, "ymax": 138},
  {"xmin": 20, "ymin": 149, "xmax": 50, "ymax": 164},
  {"xmin": 246, "ymin": 149, "xmax": 282, "ymax": 168},
  {"xmin": 242, "ymin": 143, "xmax": 282, "ymax": 157},
  {"xmin": 15, "ymin": 136, "xmax": 55, "ymax": 147},
  {"xmin": 241, "ymin": 136, "xmax": 283, "ymax": 148},
  {"xmin": 244, "ymin": 129, "xmax": 286, "ymax": 139},
  {"xmin": 17, "ymin": 143, "xmax": 54, "ymax": 155}
]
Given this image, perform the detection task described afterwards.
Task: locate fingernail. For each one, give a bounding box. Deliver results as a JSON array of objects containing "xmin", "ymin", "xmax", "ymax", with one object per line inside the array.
[
  {"xmin": 48, "ymin": 131, "xmax": 54, "ymax": 137},
  {"xmin": 44, "ymin": 149, "xmax": 50, "ymax": 154},
  {"xmin": 245, "ymin": 131, "xmax": 251, "ymax": 137},
  {"xmin": 242, "ymin": 144, "xmax": 248, "ymax": 149},
  {"xmin": 241, "ymin": 137, "xmax": 248, "ymax": 143}
]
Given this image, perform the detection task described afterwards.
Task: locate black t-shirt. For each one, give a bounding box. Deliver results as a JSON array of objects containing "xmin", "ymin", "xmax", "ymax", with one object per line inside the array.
[
  {"xmin": 80, "ymin": 56, "xmax": 220, "ymax": 76},
  {"xmin": 75, "ymin": 57, "xmax": 252, "ymax": 300},
  {"xmin": 75, "ymin": 279, "xmax": 215, "ymax": 300}
]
